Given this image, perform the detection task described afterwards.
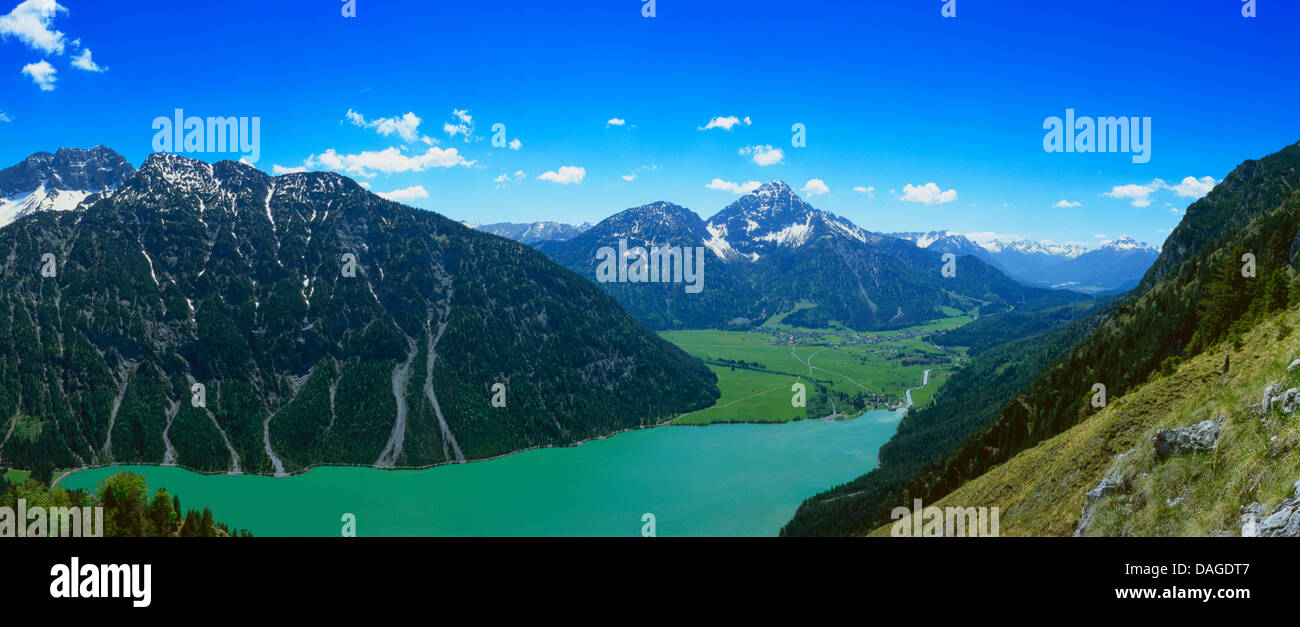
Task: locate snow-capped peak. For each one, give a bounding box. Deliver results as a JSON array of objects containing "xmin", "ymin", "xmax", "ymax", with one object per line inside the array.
[
  {"xmin": 0, "ymin": 146, "xmax": 137, "ymax": 228},
  {"xmin": 704, "ymin": 180, "xmax": 866, "ymax": 258},
  {"xmin": 980, "ymin": 238, "xmax": 1087, "ymax": 259},
  {"xmin": 1097, "ymin": 235, "xmax": 1157, "ymax": 253}
]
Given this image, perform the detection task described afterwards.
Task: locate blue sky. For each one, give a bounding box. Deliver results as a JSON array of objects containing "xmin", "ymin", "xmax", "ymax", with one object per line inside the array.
[{"xmin": 1, "ymin": 0, "xmax": 1298, "ymax": 249}]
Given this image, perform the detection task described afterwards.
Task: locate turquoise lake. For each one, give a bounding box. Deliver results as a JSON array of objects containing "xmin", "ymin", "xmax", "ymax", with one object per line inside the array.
[{"xmin": 62, "ymin": 409, "xmax": 903, "ymax": 537}]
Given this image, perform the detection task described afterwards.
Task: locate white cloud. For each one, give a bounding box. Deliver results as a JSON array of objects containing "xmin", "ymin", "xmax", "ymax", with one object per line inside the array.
[
  {"xmin": 622, "ymin": 164, "xmax": 658, "ymax": 182},
  {"xmin": 739, "ymin": 144, "xmax": 783, "ymax": 166},
  {"xmin": 706, "ymin": 178, "xmax": 761, "ymax": 194},
  {"xmin": 494, "ymin": 170, "xmax": 526, "ymax": 189},
  {"xmin": 358, "ymin": 181, "xmax": 371, "ymax": 189},
  {"xmin": 378, "ymin": 185, "xmax": 429, "ymax": 202},
  {"xmin": 537, "ymin": 165, "xmax": 585, "ymax": 185},
  {"xmin": 346, "ymin": 109, "xmax": 433, "ymax": 144},
  {"xmin": 1104, "ymin": 179, "xmax": 1164, "ymax": 207},
  {"xmin": 0, "ymin": 111, "xmax": 11, "ymax": 123},
  {"xmin": 801, "ymin": 179, "xmax": 829, "ymax": 196},
  {"xmin": 21, "ymin": 59, "xmax": 55, "ymax": 90},
  {"xmin": 306, "ymin": 146, "xmax": 474, "ymax": 177},
  {"xmin": 606, "ymin": 118, "xmax": 626, "ymax": 127},
  {"xmin": 1094, "ymin": 233, "xmax": 1109, "ymax": 240},
  {"xmin": 444, "ymin": 108, "xmax": 476, "ymax": 141},
  {"xmin": 70, "ymin": 48, "xmax": 105, "ymax": 72},
  {"xmin": 1104, "ymin": 176, "xmax": 1214, "ymax": 207},
  {"xmin": 900, "ymin": 182, "xmax": 958, "ymax": 205},
  {"xmin": 508, "ymin": 138, "xmax": 521, "ymax": 150},
  {"xmin": 699, "ymin": 115, "xmax": 752, "ymax": 131},
  {"xmin": 1169, "ymin": 175, "xmax": 1216, "ymax": 199},
  {"xmin": 1054, "ymin": 200, "xmax": 1082, "ymax": 208},
  {"xmin": 271, "ymin": 164, "xmax": 306, "ymax": 175},
  {"xmin": 0, "ymin": 0, "xmax": 67, "ymax": 55},
  {"xmin": 853, "ymin": 185, "xmax": 875, "ymax": 197}
]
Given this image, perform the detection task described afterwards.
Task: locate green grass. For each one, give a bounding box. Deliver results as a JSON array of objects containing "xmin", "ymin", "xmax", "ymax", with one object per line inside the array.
[
  {"xmin": 2, "ymin": 469, "xmax": 30, "ymax": 484},
  {"xmin": 673, "ymin": 365, "xmax": 805, "ymax": 424},
  {"xmin": 760, "ymin": 301, "xmax": 821, "ymax": 331},
  {"xmin": 875, "ymin": 304, "xmax": 1300, "ymax": 536},
  {"xmin": 662, "ymin": 312, "xmax": 969, "ymax": 424},
  {"xmin": 907, "ymin": 369, "xmax": 951, "ymax": 408}
]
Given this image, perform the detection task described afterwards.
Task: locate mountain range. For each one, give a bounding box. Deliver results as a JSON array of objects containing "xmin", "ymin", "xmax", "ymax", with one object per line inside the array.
[
  {"xmin": 891, "ymin": 230, "xmax": 1159, "ymax": 293},
  {"xmin": 465, "ymin": 221, "xmax": 592, "ymax": 245},
  {"xmin": 538, "ymin": 181, "xmax": 1086, "ymax": 331},
  {"xmin": 0, "ymin": 149, "xmax": 717, "ymax": 478}
]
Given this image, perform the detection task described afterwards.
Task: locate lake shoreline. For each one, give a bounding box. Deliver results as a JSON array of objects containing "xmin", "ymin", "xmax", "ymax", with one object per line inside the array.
[
  {"xmin": 60, "ymin": 407, "xmax": 905, "ymax": 537},
  {"xmin": 54, "ymin": 406, "xmax": 902, "ymax": 487}
]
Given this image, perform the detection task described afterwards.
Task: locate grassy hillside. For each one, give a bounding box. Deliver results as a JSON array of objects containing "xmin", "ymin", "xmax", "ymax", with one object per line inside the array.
[{"xmin": 874, "ymin": 305, "xmax": 1300, "ymax": 536}]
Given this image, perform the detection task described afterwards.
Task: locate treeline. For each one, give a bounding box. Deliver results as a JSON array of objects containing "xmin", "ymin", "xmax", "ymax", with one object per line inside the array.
[{"xmin": 0, "ymin": 469, "xmax": 251, "ymax": 537}]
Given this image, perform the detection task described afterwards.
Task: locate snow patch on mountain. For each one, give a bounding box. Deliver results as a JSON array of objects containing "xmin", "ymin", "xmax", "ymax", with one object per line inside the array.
[
  {"xmin": 0, "ymin": 185, "xmax": 95, "ymax": 226},
  {"xmin": 756, "ymin": 219, "xmax": 813, "ymax": 247},
  {"xmin": 703, "ymin": 223, "xmax": 738, "ymax": 260}
]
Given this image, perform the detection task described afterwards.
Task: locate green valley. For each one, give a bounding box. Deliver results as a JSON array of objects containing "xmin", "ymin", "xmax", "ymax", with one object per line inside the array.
[{"xmin": 660, "ymin": 310, "xmax": 970, "ymax": 425}]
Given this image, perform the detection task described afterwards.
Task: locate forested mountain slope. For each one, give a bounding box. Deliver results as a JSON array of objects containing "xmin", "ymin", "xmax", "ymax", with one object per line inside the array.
[{"xmin": 0, "ymin": 153, "xmax": 718, "ymax": 477}]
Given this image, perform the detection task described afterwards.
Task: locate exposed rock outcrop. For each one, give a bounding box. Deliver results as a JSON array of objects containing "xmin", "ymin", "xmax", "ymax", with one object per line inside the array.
[
  {"xmin": 1255, "ymin": 478, "xmax": 1300, "ymax": 537},
  {"xmin": 1073, "ymin": 448, "xmax": 1133, "ymax": 537},
  {"xmin": 1241, "ymin": 503, "xmax": 1264, "ymax": 537},
  {"xmin": 1152, "ymin": 419, "xmax": 1222, "ymax": 458},
  {"xmin": 1260, "ymin": 382, "xmax": 1300, "ymax": 414},
  {"xmin": 1261, "ymin": 383, "xmax": 1282, "ymax": 413}
]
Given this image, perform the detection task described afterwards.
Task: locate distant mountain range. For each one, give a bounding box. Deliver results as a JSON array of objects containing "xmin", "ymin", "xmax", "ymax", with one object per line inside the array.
[
  {"xmin": 539, "ymin": 181, "xmax": 1086, "ymax": 331},
  {"xmin": 890, "ymin": 230, "xmax": 1160, "ymax": 293},
  {"xmin": 466, "ymin": 221, "xmax": 592, "ymax": 245},
  {"xmin": 0, "ymin": 148, "xmax": 717, "ymax": 476}
]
